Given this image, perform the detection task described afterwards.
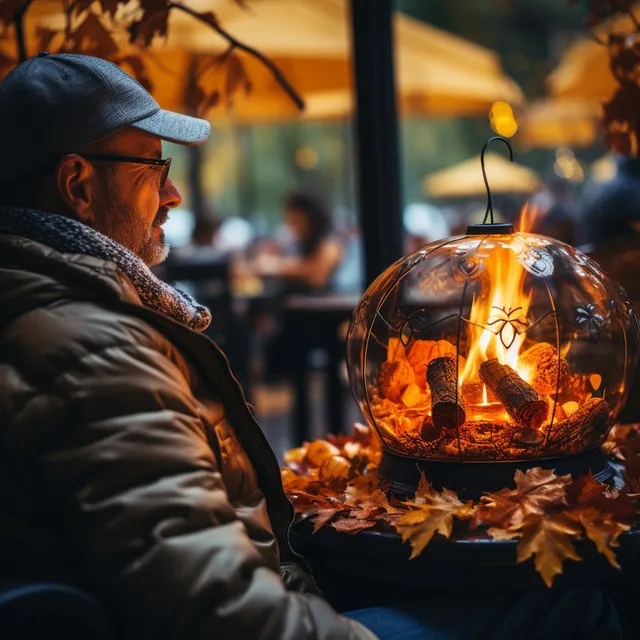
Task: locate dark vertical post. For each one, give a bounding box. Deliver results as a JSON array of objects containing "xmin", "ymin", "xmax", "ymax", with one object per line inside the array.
[{"xmin": 350, "ymin": 0, "xmax": 403, "ymax": 286}]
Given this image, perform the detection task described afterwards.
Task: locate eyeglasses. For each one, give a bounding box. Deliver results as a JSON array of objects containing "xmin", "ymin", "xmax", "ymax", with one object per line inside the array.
[{"xmin": 80, "ymin": 154, "xmax": 172, "ymax": 188}]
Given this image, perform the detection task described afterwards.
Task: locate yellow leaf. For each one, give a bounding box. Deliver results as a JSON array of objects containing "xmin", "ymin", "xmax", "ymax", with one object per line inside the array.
[
  {"xmin": 306, "ymin": 440, "xmax": 340, "ymax": 467},
  {"xmin": 284, "ymin": 446, "xmax": 307, "ymax": 466},
  {"xmin": 280, "ymin": 467, "xmax": 309, "ymax": 492},
  {"xmin": 578, "ymin": 507, "xmax": 630, "ymax": 569},
  {"xmin": 396, "ymin": 483, "xmax": 473, "ymax": 559},
  {"xmin": 516, "ymin": 513, "xmax": 582, "ymax": 588},
  {"xmin": 396, "ymin": 505, "xmax": 456, "ymax": 558},
  {"xmin": 344, "ymin": 475, "xmax": 379, "ymax": 505},
  {"xmin": 488, "ymin": 526, "xmax": 522, "ymax": 541},
  {"xmin": 414, "ymin": 470, "xmax": 431, "ymax": 504},
  {"xmin": 318, "ymin": 455, "xmax": 351, "ymax": 483}
]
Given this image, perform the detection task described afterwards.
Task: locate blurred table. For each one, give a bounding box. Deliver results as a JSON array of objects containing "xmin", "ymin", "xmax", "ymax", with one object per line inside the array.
[{"xmin": 282, "ymin": 294, "xmax": 360, "ymax": 443}]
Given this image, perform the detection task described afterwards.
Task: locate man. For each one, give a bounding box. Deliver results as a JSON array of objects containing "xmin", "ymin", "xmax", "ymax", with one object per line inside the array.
[
  {"xmin": 0, "ymin": 54, "xmax": 624, "ymax": 640},
  {"xmin": 0, "ymin": 52, "xmax": 375, "ymax": 639}
]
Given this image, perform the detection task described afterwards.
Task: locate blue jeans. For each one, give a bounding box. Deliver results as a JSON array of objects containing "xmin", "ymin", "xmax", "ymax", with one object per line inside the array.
[{"xmin": 345, "ymin": 589, "xmax": 622, "ymax": 640}]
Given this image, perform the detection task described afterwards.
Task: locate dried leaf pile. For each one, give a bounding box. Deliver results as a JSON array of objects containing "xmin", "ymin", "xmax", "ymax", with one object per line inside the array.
[{"xmin": 283, "ymin": 423, "xmax": 640, "ymax": 587}]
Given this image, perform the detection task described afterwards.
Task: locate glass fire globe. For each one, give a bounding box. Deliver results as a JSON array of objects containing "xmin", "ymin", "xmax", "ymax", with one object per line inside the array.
[{"xmin": 346, "ymin": 229, "xmax": 640, "ymax": 470}]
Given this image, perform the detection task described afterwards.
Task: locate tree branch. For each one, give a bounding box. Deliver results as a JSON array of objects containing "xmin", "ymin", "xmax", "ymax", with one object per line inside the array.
[
  {"xmin": 625, "ymin": 8, "xmax": 640, "ymax": 31},
  {"xmin": 14, "ymin": 0, "xmax": 34, "ymax": 61},
  {"xmin": 167, "ymin": 1, "xmax": 305, "ymax": 111}
]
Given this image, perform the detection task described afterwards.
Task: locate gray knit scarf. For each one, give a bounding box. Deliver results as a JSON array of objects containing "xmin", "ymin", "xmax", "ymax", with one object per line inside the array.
[{"xmin": 0, "ymin": 207, "xmax": 211, "ymax": 332}]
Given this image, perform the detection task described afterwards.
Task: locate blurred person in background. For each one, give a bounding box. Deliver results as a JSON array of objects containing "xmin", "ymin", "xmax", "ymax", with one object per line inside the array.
[
  {"xmin": 170, "ymin": 206, "xmax": 222, "ymax": 261},
  {"xmin": 251, "ymin": 188, "xmax": 344, "ymax": 294},
  {"xmin": 529, "ymin": 176, "xmax": 577, "ymax": 245},
  {"xmin": 579, "ymin": 155, "xmax": 640, "ymax": 424},
  {"xmin": 581, "ymin": 155, "xmax": 640, "ymax": 302}
]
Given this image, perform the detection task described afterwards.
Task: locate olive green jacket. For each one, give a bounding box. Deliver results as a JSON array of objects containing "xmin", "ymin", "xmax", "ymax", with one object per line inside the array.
[{"xmin": 0, "ymin": 235, "xmax": 375, "ymax": 640}]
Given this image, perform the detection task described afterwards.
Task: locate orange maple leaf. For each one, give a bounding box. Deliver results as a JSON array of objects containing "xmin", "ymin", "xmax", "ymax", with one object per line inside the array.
[
  {"xmin": 474, "ymin": 467, "xmax": 571, "ymax": 528},
  {"xmin": 396, "ymin": 482, "xmax": 474, "ymax": 559},
  {"xmin": 577, "ymin": 506, "xmax": 630, "ymax": 569}
]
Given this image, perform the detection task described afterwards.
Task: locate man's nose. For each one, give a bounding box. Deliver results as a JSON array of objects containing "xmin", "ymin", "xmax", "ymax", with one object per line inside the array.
[{"xmin": 161, "ymin": 177, "xmax": 182, "ymax": 209}]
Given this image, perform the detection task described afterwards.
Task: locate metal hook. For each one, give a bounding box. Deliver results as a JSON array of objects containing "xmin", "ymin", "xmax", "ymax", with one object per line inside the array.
[{"xmin": 481, "ymin": 136, "xmax": 513, "ymax": 225}]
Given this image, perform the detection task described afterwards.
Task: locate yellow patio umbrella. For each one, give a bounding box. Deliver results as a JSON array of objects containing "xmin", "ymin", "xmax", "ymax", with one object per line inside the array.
[
  {"xmin": 547, "ymin": 5, "xmax": 640, "ymax": 101},
  {"xmin": 24, "ymin": 0, "xmax": 523, "ymax": 121},
  {"xmin": 519, "ymin": 98, "xmax": 602, "ymax": 148},
  {"xmin": 423, "ymin": 152, "xmax": 541, "ymax": 198}
]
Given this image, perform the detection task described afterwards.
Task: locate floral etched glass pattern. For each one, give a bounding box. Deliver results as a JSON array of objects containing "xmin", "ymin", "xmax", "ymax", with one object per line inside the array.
[{"xmin": 346, "ymin": 232, "xmax": 640, "ymax": 463}]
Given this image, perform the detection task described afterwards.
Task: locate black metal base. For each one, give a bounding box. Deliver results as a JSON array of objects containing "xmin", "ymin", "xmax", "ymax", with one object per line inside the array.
[{"xmin": 379, "ymin": 448, "xmax": 623, "ymax": 500}]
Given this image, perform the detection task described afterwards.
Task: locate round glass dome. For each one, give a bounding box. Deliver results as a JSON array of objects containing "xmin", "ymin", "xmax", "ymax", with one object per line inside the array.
[{"xmin": 346, "ymin": 231, "xmax": 640, "ymax": 463}]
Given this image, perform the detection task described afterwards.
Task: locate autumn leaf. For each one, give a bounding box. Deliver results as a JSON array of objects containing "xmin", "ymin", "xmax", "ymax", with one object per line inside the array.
[
  {"xmin": 516, "ymin": 512, "xmax": 583, "ymax": 588},
  {"xmin": 69, "ymin": 0, "xmax": 97, "ymax": 16},
  {"xmin": 578, "ymin": 506, "xmax": 630, "ymax": 568},
  {"xmin": 474, "ymin": 467, "xmax": 570, "ymax": 528},
  {"xmin": 67, "ymin": 12, "xmax": 119, "ymax": 58},
  {"xmin": 331, "ymin": 517, "xmax": 376, "ymax": 534},
  {"xmin": 306, "ymin": 440, "xmax": 340, "ymax": 467},
  {"xmin": 224, "ymin": 51, "xmax": 250, "ymax": 104},
  {"xmin": 487, "ymin": 525, "xmax": 522, "ymax": 541},
  {"xmin": 311, "ymin": 507, "xmax": 343, "ymax": 532},
  {"xmin": 99, "ymin": 0, "xmax": 127, "ymax": 18},
  {"xmin": 116, "ymin": 55, "xmax": 153, "ymax": 92},
  {"xmin": 35, "ymin": 26, "xmax": 59, "ymax": 53},
  {"xmin": 396, "ymin": 485, "xmax": 473, "ymax": 559},
  {"xmin": 413, "ymin": 470, "xmax": 432, "ymax": 504},
  {"xmin": 198, "ymin": 89, "xmax": 221, "ymax": 117},
  {"xmin": 344, "ymin": 474, "xmax": 379, "ymax": 505},
  {"xmin": 318, "ymin": 455, "xmax": 351, "ymax": 485},
  {"xmin": 350, "ymin": 489, "xmax": 402, "ymax": 520},
  {"xmin": 128, "ymin": 1, "xmax": 171, "ymax": 46},
  {"xmin": 566, "ymin": 472, "xmax": 637, "ymax": 522},
  {"xmin": 280, "ymin": 467, "xmax": 309, "ymax": 493}
]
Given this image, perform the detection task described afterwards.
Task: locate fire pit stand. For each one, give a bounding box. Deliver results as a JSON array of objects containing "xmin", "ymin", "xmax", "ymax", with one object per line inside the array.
[
  {"xmin": 379, "ymin": 447, "xmax": 622, "ymax": 499},
  {"xmin": 346, "ymin": 137, "xmax": 640, "ymax": 499}
]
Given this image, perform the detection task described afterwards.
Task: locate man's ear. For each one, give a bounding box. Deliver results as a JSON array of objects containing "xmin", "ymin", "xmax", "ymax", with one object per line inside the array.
[{"xmin": 55, "ymin": 154, "xmax": 97, "ymax": 224}]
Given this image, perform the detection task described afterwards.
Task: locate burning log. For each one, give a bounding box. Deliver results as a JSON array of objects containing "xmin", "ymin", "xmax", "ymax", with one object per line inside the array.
[
  {"xmin": 547, "ymin": 397, "xmax": 611, "ymax": 451},
  {"xmin": 427, "ymin": 356, "xmax": 466, "ymax": 429},
  {"xmin": 479, "ymin": 358, "xmax": 548, "ymax": 435},
  {"xmin": 519, "ymin": 343, "xmax": 569, "ymax": 395}
]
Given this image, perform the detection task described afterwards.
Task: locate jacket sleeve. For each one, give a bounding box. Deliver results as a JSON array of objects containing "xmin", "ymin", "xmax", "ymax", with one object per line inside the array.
[{"xmin": 33, "ymin": 341, "xmax": 377, "ymax": 640}]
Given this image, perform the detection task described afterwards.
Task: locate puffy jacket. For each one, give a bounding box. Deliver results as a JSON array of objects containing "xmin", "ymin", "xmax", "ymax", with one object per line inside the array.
[{"xmin": 0, "ymin": 234, "xmax": 376, "ymax": 640}]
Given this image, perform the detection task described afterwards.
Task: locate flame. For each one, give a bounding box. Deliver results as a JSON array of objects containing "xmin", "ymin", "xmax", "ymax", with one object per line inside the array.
[
  {"xmin": 515, "ymin": 202, "xmax": 544, "ymax": 234},
  {"xmin": 460, "ymin": 203, "xmax": 540, "ymax": 387}
]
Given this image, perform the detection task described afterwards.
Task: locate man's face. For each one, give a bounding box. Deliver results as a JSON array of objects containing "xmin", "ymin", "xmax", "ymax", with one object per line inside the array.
[{"xmin": 88, "ymin": 128, "xmax": 182, "ymax": 267}]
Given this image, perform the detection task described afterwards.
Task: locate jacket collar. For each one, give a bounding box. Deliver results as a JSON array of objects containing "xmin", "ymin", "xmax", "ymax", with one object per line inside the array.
[{"xmin": 0, "ymin": 207, "xmax": 211, "ymax": 331}]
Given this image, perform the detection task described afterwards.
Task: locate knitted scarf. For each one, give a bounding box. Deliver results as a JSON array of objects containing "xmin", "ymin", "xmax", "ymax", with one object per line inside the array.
[{"xmin": 0, "ymin": 207, "xmax": 211, "ymax": 332}]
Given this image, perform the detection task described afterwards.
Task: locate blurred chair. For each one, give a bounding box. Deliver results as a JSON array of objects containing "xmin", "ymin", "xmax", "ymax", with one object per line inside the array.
[
  {"xmin": 0, "ymin": 581, "xmax": 113, "ymax": 639},
  {"xmin": 282, "ymin": 294, "xmax": 359, "ymax": 443},
  {"xmin": 163, "ymin": 254, "xmax": 252, "ymax": 397}
]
